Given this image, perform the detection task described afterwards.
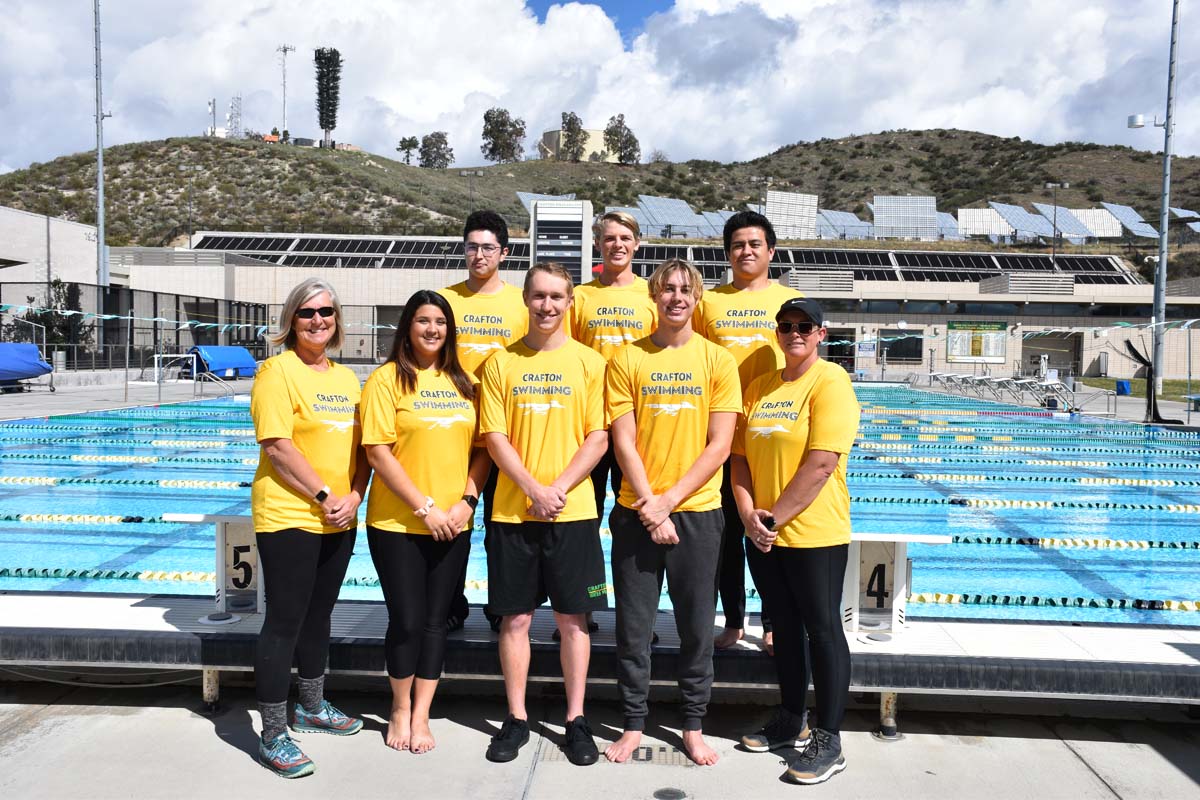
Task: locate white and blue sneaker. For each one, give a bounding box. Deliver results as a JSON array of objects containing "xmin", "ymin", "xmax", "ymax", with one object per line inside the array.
[{"xmin": 292, "ymin": 700, "xmax": 363, "ymax": 736}]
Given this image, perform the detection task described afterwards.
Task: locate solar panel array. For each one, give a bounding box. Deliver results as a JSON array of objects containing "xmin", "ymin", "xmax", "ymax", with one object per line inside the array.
[
  {"xmin": 936, "ymin": 212, "xmax": 963, "ymax": 240},
  {"xmin": 1100, "ymin": 203, "xmax": 1158, "ymax": 238},
  {"xmin": 817, "ymin": 209, "xmax": 873, "ymax": 240},
  {"xmin": 517, "ymin": 192, "xmax": 577, "ymax": 214},
  {"xmin": 1070, "ymin": 208, "xmax": 1122, "ymax": 238},
  {"xmin": 605, "ymin": 205, "xmax": 657, "ymax": 237},
  {"xmin": 957, "ymin": 208, "xmax": 1013, "ymax": 236},
  {"xmin": 873, "ymin": 196, "xmax": 938, "ymax": 240},
  {"xmin": 1031, "ymin": 203, "xmax": 1093, "ymax": 240},
  {"xmin": 1170, "ymin": 206, "xmax": 1200, "ymax": 233},
  {"xmin": 989, "ymin": 202, "xmax": 1055, "ymax": 239},
  {"xmin": 764, "ymin": 190, "xmax": 818, "ymax": 239},
  {"xmin": 637, "ymin": 194, "xmax": 719, "ymax": 238},
  {"xmin": 191, "ymin": 232, "xmax": 1140, "ymax": 286}
]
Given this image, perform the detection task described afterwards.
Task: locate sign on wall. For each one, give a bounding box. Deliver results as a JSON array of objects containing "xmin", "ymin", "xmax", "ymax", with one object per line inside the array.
[{"xmin": 946, "ymin": 320, "xmax": 1007, "ymax": 364}]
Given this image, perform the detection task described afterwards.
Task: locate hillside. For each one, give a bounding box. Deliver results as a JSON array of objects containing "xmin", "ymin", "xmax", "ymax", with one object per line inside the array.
[{"xmin": 1, "ymin": 130, "xmax": 1197, "ymax": 264}]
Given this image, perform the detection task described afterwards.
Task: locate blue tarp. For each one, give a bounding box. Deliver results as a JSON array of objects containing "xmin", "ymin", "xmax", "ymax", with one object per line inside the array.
[
  {"xmin": 187, "ymin": 345, "xmax": 258, "ymax": 378},
  {"xmin": 0, "ymin": 343, "xmax": 52, "ymax": 382}
]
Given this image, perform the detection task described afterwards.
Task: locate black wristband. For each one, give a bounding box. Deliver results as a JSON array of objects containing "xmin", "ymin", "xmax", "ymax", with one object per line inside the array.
[{"xmin": 461, "ymin": 494, "xmax": 479, "ymax": 510}]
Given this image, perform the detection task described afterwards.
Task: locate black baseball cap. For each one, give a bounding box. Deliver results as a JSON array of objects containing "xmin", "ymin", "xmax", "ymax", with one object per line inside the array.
[{"xmin": 775, "ymin": 297, "xmax": 825, "ymax": 327}]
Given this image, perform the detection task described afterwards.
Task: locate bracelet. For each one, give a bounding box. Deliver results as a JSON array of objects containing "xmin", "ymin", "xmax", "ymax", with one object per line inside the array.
[
  {"xmin": 461, "ymin": 494, "xmax": 479, "ymax": 510},
  {"xmin": 413, "ymin": 496, "xmax": 436, "ymax": 518}
]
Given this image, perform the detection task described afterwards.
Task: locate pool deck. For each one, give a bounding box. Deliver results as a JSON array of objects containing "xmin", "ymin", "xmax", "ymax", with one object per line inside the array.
[{"xmin": 2, "ymin": 680, "xmax": 1198, "ymax": 800}]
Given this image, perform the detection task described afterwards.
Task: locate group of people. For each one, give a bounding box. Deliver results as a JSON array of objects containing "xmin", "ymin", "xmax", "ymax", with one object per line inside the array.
[{"xmin": 248, "ymin": 209, "xmax": 861, "ymax": 785}]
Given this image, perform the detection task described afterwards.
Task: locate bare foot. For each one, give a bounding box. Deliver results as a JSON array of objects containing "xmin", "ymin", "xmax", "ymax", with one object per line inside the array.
[
  {"xmin": 410, "ymin": 717, "xmax": 436, "ymax": 754},
  {"xmin": 714, "ymin": 627, "xmax": 743, "ymax": 649},
  {"xmin": 682, "ymin": 730, "xmax": 720, "ymax": 766},
  {"xmin": 604, "ymin": 730, "xmax": 643, "ymax": 763},
  {"xmin": 386, "ymin": 707, "xmax": 411, "ymax": 751},
  {"xmin": 762, "ymin": 630, "xmax": 774, "ymax": 656}
]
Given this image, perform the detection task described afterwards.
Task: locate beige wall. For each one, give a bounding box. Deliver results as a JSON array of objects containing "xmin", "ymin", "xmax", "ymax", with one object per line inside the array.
[{"xmin": 0, "ymin": 206, "xmax": 99, "ymax": 289}]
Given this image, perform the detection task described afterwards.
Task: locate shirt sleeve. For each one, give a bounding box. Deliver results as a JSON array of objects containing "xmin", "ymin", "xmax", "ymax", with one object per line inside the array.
[
  {"xmin": 250, "ymin": 361, "xmax": 295, "ymax": 442},
  {"xmin": 583, "ymin": 350, "xmax": 607, "ymax": 434},
  {"xmin": 709, "ymin": 347, "xmax": 742, "ymax": 413},
  {"xmin": 359, "ymin": 369, "xmax": 398, "ymax": 446},
  {"xmin": 604, "ymin": 348, "xmax": 634, "ymax": 426},
  {"xmin": 807, "ymin": 368, "xmax": 860, "ymax": 455},
  {"xmin": 479, "ymin": 354, "xmax": 509, "ymax": 436}
]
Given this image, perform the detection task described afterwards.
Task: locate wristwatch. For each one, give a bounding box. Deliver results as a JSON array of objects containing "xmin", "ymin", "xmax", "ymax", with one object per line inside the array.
[
  {"xmin": 461, "ymin": 494, "xmax": 479, "ymax": 510},
  {"xmin": 413, "ymin": 496, "xmax": 436, "ymax": 518},
  {"xmin": 314, "ymin": 485, "xmax": 331, "ymax": 504}
]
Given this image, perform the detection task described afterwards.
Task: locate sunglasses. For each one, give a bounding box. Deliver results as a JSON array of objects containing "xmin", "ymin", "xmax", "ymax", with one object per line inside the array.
[
  {"xmin": 776, "ymin": 321, "xmax": 819, "ymax": 335},
  {"xmin": 295, "ymin": 306, "xmax": 335, "ymax": 319}
]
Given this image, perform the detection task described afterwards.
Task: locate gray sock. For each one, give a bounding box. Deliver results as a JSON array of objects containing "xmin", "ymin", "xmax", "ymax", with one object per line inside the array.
[
  {"xmin": 259, "ymin": 701, "xmax": 288, "ymax": 742},
  {"xmin": 298, "ymin": 675, "xmax": 325, "ymax": 714}
]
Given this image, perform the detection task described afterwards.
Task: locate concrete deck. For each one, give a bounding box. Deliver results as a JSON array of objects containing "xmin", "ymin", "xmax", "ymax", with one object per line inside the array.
[{"xmin": 0, "ymin": 680, "xmax": 1197, "ymax": 800}]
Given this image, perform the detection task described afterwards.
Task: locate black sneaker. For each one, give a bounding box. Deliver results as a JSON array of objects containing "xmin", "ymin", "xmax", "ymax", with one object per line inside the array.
[
  {"xmin": 740, "ymin": 706, "xmax": 810, "ymax": 752},
  {"xmin": 486, "ymin": 714, "xmax": 530, "ymax": 763},
  {"xmin": 563, "ymin": 715, "xmax": 599, "ymax": 766},
  {"xmin": 784, "ymin": 728, "xmax": 846, "ymax": 785}
]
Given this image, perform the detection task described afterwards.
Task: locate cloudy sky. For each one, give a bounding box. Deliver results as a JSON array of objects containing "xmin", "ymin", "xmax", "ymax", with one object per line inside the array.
[{"xmin": 1, "ymin": 0, "xmax": 1196, "ymax": 175}]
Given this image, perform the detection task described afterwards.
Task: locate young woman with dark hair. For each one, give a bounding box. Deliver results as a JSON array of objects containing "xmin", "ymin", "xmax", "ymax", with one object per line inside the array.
[{"xmin": 360, "ymin": 289, "xmax": 491, "ymax": 753}]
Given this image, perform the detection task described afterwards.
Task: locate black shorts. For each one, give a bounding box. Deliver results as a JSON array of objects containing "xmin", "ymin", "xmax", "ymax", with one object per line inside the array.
[{"xmin": 487, "ymin": 518, "xmax": 608, "ymax": 616}]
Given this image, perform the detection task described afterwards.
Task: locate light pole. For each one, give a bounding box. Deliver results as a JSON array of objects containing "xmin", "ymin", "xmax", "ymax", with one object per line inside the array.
[
  {"xmin": 1044, "ymin": 182, "xmax": 1068, "ymax": 271},
  {"xmin": 1128, "ymin": 0, "xmax": 1181, "ymax": 396}
]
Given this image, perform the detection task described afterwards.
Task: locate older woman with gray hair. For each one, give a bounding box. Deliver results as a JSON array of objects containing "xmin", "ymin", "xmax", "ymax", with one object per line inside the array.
[{"xmin": 250, "ymin": 278, "xmax": 370, "ymax": 779}]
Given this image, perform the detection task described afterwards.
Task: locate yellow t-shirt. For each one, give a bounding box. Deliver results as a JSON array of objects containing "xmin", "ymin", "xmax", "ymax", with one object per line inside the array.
[
  {"xmin": 360, "ymin": 363, "xmax": 479, "ymax": 534},
  {"xmin": 694, "ymin": 282, "xmax": 804, "ymax": 392},
  {"xmin": 479, "ymin": 338, "xmax": 607, "ymax": 523},
  {"xmin": 251, "ymin": 350, "xmax": 362, "ymax": 534},
  {"xmin": 733, "ymin": 359, "xmax": 860, "ymax": 548},
  {"xmin": 439, "ymin": 281, "xmax": 528, "ymax": 377},
  {"xmin": 570, "ymin": 277, "xmax": 658, "ymax": 360},
  {"xmin": 606, "ymin": 334, "xmax": 741, "ymax": 512}
]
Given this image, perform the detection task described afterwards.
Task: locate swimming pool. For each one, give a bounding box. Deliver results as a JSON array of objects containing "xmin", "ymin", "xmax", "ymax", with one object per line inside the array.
[{"xmin": 0, "ymin": 387, "xmax": 1197, "ymax": 626}]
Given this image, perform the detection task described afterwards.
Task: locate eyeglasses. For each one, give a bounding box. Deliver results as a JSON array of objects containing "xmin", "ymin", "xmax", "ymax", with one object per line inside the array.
[
  {"xmin": 776, "ymin": 321, "xmax": 819, "ymax": 335},
  {"xmin": 464, "ymin": 243, "xmax": 502, "ymax": 255},
  {"xmin": 295, "ymin": 306, "xmax": 335, "ymax": 319}
]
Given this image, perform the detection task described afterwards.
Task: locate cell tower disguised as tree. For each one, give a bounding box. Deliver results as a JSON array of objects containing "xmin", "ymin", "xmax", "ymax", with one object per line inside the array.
[{"xmin": 314, "ymin": 47, "xmax": 343, "ymax": 148}]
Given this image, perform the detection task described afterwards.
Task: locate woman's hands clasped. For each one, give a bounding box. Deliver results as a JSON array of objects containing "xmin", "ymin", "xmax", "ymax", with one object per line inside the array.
[
  {"xmin": 320, "ymin": 490, "xmax": 362, "ymax": 531},
  {"xmin": 742, "ymin": 508, "xmax": 777, "ymax": 553}
]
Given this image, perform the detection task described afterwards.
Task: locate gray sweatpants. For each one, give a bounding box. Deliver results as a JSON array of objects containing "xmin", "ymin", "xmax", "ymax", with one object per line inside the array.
[{"xmin": 610, "ymin": 504, "xmax": 723, "ymax": 731}]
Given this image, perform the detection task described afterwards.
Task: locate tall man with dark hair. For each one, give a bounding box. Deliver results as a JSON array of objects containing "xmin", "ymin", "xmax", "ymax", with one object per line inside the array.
[
  {"xmin": 440, "ymin": 210, "xmax": 527, "ymax": 632},
  {"xmin": 479, "ymin": 262, "xmax": 609, "ymax": 767},
  {"xmin": 694, "ymin": 211, "xmax": 804, "ymax": 656}
]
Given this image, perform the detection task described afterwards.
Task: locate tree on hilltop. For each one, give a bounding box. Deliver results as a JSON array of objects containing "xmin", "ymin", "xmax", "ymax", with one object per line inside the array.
[
  {"xmin": 481, "ymin": 107, "xmax": 526, "ymax": 163},
  {"xmin": 604, "ymin": 114, "xmax": 640, "ymax": 165},
  {"xmin": 396, "ymin": 136, "xmax": 419, "ymax": 164},
  {"xmin": 314, "ymin": 47, "xmax": 343, "ymax": 148},
  {"xmin": 419, "ymin": 132, "xmax": 454, "ymax": 169},
  {"xmin": 560, "ymin": 111, "xmax": 586, "ymax": 163}
]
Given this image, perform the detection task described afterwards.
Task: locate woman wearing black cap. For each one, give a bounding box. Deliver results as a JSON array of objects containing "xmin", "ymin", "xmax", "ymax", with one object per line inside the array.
[{"xmin": 730, "ymin": 297, "xmax": 861, "ymax": 785}]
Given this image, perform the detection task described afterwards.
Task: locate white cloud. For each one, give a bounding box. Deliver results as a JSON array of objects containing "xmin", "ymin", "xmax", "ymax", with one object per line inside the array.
[{"xmin": 0, "ymin": 0, "xmax": 1195, "ymax": 175}]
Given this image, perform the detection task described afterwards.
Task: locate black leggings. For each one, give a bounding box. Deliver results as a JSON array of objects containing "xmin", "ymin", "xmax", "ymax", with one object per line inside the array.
[
  {"xmin": 717, "ymin": 460, "xmax": 772, "ymax": 631},
  {"xmin": 591, "ymin": 444, "xmax": 622, "ymax": 523},
  {"xmin": 754, "ymin": 543, "xmax": 851, "ymax": 733},
  {"xmin": 368, "ymin": 526, "xmax": 471, "ymax": 680},
  {"xmin": 254, "ymin": 527, "xmax": 356, "ymax": 704}
]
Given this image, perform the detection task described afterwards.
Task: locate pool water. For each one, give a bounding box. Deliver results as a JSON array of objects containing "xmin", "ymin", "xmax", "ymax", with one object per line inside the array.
[{"xmin": 1, "ymin": 388, "xmax": 1197, "ymax": 627}]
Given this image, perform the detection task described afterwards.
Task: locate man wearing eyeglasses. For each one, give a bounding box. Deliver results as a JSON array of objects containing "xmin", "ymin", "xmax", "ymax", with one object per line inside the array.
[
  {"xmin": 694, "ymin": 211, "xmax": 803, "ymax": 657},
  {"xmin": 440, "ymin": 210, "xmax": 528, "ymax": 634}
]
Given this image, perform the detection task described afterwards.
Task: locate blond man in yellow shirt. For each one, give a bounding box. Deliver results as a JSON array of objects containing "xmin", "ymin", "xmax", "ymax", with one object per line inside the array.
[
  {"xmin": 571, "ymin": 210, "xmax": 658, "ymax": 521},
  {"xmin": 479, "ymin": 263, "xmax": 609, "ymax": 767},
  {"xmin": 694, "ymin": 211, "xmax": 803, "ymax": 652},
  {"xmin": 603, "ymin": 258, "xmax": 740, "ymax": 767}
]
